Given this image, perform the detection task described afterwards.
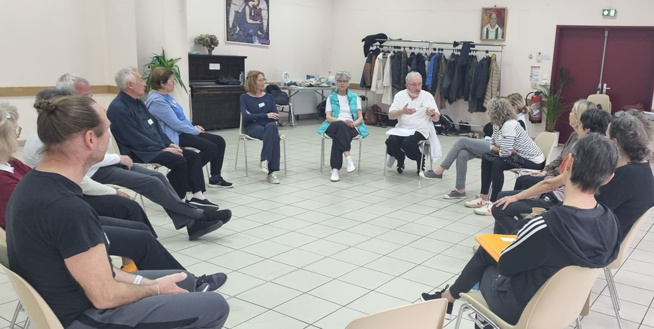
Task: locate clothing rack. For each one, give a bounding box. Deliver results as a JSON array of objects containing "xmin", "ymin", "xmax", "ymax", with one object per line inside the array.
[{"xmin": 372, "ymin": 38, "xmax": 504, "ymax": 71}]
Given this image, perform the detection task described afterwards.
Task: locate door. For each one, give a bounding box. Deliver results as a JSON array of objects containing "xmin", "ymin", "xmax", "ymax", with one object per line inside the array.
[{"xmin": 551, "ymin": 26, "xmax": 654, "ymax": 141}]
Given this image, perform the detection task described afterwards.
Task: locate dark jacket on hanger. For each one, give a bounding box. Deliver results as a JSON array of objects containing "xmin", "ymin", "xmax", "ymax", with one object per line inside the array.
[
  {"xmin": 433, "ymin": 53, "xmax": 447, "ymax": 109},
  {"xmin": 469, "ymin": 56, "xmax": 490, "ymax": 112},
  {"xmin": 391, "ymin": 52, "xmax": 403, "ymax": 91},
  {"xmin": 464, "ymin": 55, "xmax": 478, "ymax": 101},
  {"xmin": 443, "ymin": 54, "xmax": 458, "ymax": 104},
  {"xmin": 416, "ymin": 53, "xmax": 427, "ymax": 90},
  {"xmin": 400, "ymin": 51, "xmax": 408, "ymax": 90}
]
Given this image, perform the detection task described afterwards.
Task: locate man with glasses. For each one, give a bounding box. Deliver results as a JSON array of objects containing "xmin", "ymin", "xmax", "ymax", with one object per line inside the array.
[{"xmin": 385, "ymin": 72, "xmax": 441, "ymax": 174}]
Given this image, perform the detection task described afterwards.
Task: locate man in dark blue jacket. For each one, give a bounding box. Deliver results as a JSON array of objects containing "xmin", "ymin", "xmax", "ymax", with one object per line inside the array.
[
  {"xmin": 107, "ymin": 67, "xmax": 229, "ymax": 239},
  {"xmin": 421, "ymin": 134, "xmax": 621, "ymax": 325}
]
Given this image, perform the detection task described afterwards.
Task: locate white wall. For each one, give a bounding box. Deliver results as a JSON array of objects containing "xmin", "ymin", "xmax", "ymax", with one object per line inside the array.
[
  {"xmin": 330, "ymin": 0, "xmax": 654, "ymax": 136},
  {"xmin": 186, "ymin": 0, "xmax": 334, "ymax": 115}
]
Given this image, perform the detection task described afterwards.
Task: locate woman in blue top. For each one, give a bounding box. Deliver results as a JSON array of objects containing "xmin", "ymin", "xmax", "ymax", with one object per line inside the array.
[
  {"xmin": 239, "ymin": 70, "xmax": 281, "ymax": 184},
  {"xmin": 146, "ymin": 67, "xmax": 232, "ymax": 188},
  {"xmin": 317, "ymin": 71, "xmax": 369, "ymax": 182}
]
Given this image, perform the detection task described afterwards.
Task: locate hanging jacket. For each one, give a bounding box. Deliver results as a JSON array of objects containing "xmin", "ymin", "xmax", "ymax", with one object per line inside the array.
[
  {"xmin": 360, "ymin": 51, "xmax": 378, "ymax": 88},
  {"xmin": 416, "ymin": 53, "xmax": 427, "ymax": 90},
  {"xmin": 426, "ymin": 53, "xmax": 437, "ymax": 90},
  {"xmin": 483, "ymin": 54, "xmax": 501, "ymax": 108},
  {"xmin": 464, "ymin": 55, "xmax": 478, "ymax": 101},
  {"xmin": 442, "ymin": 54, "xmax": 458, "ymax": 104},
  {"xmin": 433, "ymin": 53, "xmax": 447, "ymax": 109},
  {"xmin": 391, "ymin": 52, "xmax": 403, "ymax": 91},
  {"xmin": 400, "ymin": 51, "xmax": 408, "ymax": 90},
  {"xmin": 317, "ymin": 90, "xmax": 369, "ymax": 138}
]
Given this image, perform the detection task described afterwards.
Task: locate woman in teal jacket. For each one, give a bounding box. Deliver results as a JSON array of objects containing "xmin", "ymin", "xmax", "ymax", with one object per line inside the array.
[{"xmin": 317, "ymin": 71, "xmax": 369, "ymax": 182}]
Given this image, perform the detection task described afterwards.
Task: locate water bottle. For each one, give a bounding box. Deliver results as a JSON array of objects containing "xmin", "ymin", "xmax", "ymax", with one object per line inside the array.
[{"xmin": 239, "ymin": 71, "xmax": 244, "ymax": 85}]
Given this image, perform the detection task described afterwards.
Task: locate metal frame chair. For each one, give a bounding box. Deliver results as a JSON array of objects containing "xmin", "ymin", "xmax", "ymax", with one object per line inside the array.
[
  {"xmin": 602, "ymin": 206, "xmax": 654, "ymax": 329},
  {"xmin": 455, "ymin": 266, "xmax": 599, "ymax": 329},
  {"xmin": 383, "ymin": 140, "xmax": 432, "ymax": 178},
  {"xmin": 345, "ymin": 298, "xmax": 448, "ymax": 329},
  {"xmin": 320, "ymin": 133, "xmax": 362, "ymax": 173},
  {"xmin": 235, "ymin": 115, "xmax": 287, "ymax": 176}
]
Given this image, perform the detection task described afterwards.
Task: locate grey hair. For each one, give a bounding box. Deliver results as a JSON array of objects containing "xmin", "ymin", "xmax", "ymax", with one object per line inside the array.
[
  {"xmin": 35, "ymin": 88, "xmax": 72, "ymax": 102},
  {"xmin": 405, "ymin": 71, "xmax": 422, "ymax": 84},
  {"xmin": 115, "ymin": 67, "xmax": 139, "ymax": 91},
  {"xmin": 56, "ymin": 73, "xmax": 89, "ymax": 94},
  {"xmin": 0, "ymin": 102, "xmax": 19, "ymax": 161},
  {"xmin": 569, "ymin": 133, "xmax": 619, "ymax": 193},
  {"xmin": 488, "ymin": 98, "xmax": 517, "ymax": 127},
  {"xmin": 335, "ymin": 71, "xmax": 351, "ymax": 82}
]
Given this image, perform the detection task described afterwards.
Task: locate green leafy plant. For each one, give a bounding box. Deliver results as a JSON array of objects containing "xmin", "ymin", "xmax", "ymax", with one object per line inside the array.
[
  {"xmin": 143, "ymin": 48, "xmax": 188, "ymax": 94},
  {"xmin": 539, "ymin": 67, "xmax": 573, "ymax": 132}
]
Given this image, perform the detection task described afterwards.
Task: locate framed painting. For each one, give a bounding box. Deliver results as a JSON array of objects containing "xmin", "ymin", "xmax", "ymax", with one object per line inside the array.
[
  {"xmin": 481, "ymin": 7, "xmax": 507, "ymax": 41},
  {"xmin": 226, "ymin": 0, "xmax": 270, "ymax": 45}
]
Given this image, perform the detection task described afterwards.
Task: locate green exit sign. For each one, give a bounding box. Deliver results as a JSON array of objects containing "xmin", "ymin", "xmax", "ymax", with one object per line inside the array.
[{"xmin": 602, "ymin": 9, "xmax": 617, "ymax": 17}]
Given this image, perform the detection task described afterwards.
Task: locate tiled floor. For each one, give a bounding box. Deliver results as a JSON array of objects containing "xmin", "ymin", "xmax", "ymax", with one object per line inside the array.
[{"xmin": 3, "ymin": 120, "xmax": 654, "ymax": 329}]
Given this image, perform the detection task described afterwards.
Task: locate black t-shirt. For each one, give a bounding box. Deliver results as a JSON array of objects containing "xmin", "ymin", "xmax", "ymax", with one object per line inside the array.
[
  {"xmin": 6, "ymin": 170, "xmax": 107, "ymax": 327},
  {"xmin": 596, "ymin": 162, "xmax": 654, "ymax": 239}
]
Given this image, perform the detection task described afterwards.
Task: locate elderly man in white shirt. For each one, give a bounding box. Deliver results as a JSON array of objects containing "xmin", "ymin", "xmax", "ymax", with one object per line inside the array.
[{"xmin": 385, "ymin": 72, "xmax": 442, "ymax": 175}]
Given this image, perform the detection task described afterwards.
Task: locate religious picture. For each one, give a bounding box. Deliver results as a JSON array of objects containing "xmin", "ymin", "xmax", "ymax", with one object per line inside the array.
[
  {"xmin": 226, "ymin": 0, "xmax": 270, "ymax": 45},
  {"xmin": 481, "ymin": 7, "xmax": 507, "ymax": 41}
]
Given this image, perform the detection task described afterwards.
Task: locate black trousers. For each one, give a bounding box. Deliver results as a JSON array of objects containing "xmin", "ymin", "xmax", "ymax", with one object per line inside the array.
[
  {"xmin": 481, "ymin": 157, "xmax": 544, "ymax": 202},
  {"xmin": 325, "ymin": 121, "xmax": 358, "ymax": 170},
  {"xmin": 491, "ymin": 190, "xmax": 557, "ymax": 234},
  {"xmin": 385, "ymin": 132, "xmax": 426, "ymax": 171},
  {"xmin": 449, "ymin": 248, "xmax": 524, "ymax": 326},
  {"xmin": 99, "ymin": 216, "xmax": 185, "ymax": 271},
  {"xmin": 179, "ymin": 132, "xmax": 226, "ymax": 177},
  {"xmin": 513, "ymin": 174, "xmax": 546, "ymax": 190},
  {"xmin": 149, "ymin": 149, "xmax": 205, "ymax": 199},
  {"xmin": 84, "ymin": 194, "xmax": 156, "ymax": 237}
]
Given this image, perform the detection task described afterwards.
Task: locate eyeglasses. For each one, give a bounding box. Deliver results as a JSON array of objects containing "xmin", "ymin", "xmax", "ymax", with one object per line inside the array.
[
  {"xmin": 337, "ymin": 80, "xmax": 349, "ymax": 84},
  {"xmin": 15, "ymin": 126, "xmax": 22, "ymax": 138},
  {"xmin": 406, "ymin": 83, "xmax": 421, "ymax": 87},
  {"xmin": 257, "ymin": 78, "xmax": 267, "ymax": 82}
]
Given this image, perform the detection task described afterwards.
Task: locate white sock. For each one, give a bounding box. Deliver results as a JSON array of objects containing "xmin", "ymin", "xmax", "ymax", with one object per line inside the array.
[
  {"xmin": 193, "ymin": 192, "xmax": 205, "ymax": 200},
  {"xmin": 345, "ymin": 156, "xmax": 353, "ymax": 163}
]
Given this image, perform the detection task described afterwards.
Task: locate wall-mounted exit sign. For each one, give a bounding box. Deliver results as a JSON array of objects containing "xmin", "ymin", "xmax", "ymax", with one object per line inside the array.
[{"xmin": 602, "ymin": 9, "xmax": 617, "ymax": 17}]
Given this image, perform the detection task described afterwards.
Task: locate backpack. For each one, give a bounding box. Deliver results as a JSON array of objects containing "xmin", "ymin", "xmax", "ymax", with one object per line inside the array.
[
  {"xmin": 265, "ymin": 84, "xmax": 290, "ymax": 105},
  {"xmin": 440, "ymin": 114, "xmax": 456, "ymax": 135},
  {"xmin": 364, "ymin": 104, "xmax": 381, "ymax": 125},
  {"xmin": 458, "ymin": 121, "xmax": 471, "ymax": 134},
  {"xmin": 317, "ymin": 100, "xmax": 327, "ymax": 118}
]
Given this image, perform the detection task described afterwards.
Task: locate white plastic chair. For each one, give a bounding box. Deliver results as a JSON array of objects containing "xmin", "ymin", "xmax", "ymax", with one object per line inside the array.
[
  {"xmin": 455, "ymin": 266, "xmax": 599, "ymax": 329},
  {"xmin": 587, "ymin": 94, "xmax": 612, "ymax": 114},
  {"xmin": 508, "ymin": 132, "xmax": 558, "ymax": 177},
  {"xmin": 345, "ymin": 299, "xmax": 448, "ymax": 329}
]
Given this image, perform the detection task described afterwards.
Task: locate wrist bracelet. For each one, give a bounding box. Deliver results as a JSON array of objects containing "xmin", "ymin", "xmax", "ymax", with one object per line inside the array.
[{"xmin": 133, "ymin": 275, "xmax": 143, "ymax": 285}]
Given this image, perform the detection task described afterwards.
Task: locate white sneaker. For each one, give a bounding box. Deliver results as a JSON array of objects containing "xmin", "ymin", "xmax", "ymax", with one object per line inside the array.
[
  {"xmin": 259, "ymin": 160, "xmax": 269, "ymax": 174},
  {"xmin": 346, "ymin": 160, "xmax": 356, "ymax": 173},
  {"xmin": 266, "ymin": 173, "xmax": 280, "ymax": 184},
  {"xmin": 464, "ymin": 196, "xmax": 486, "ymax": 208},
  {"xmin": 330, "ymin": 169, "xmax": 340, "ymax": 182},
  {"xmin": 474, "ymin": 202, "xmax": 494, "ymax": 216},
  {"xmin": 386, "ymin": 155, "xmax": 396, "ymax": 168}
]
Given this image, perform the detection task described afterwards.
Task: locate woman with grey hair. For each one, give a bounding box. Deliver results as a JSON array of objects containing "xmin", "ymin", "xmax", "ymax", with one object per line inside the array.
[
  {"xmin": 317, "ymin": 71, "xmax": 369, "ymax": 182},
  {"xmin": 467, "ymin": 98, "xmax": 544, "ymax": 215}
]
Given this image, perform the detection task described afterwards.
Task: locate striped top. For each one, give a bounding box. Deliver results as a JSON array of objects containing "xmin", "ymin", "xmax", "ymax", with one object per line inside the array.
[{"xmin": 492, "ymin": 120, "xmax": 545, "ymax": 163}]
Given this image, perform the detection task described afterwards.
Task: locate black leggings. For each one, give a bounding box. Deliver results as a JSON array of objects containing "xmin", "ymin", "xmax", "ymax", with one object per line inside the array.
[
  {"xmin": 179, "ymin": 132, "xmax": 226, "ymax": 177},
  {"xmin": 481, "ymin": 156, "xmax": 544, "ymax": 202}
]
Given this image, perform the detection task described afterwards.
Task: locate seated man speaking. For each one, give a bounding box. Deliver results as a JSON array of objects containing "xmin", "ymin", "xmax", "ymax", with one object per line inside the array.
[
  {"xmin": 7, "ymin": 95, "xmax": 229, "ymax": 328},
  {"xmin": 420, "ymin": 134, "xmax": 621, "ymax": 325}
]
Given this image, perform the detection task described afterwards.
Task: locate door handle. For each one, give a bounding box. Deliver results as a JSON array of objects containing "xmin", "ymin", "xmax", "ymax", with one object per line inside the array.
[{"xmin": 602, "ymin": 83, "xmax": 611, "ymax": 94}]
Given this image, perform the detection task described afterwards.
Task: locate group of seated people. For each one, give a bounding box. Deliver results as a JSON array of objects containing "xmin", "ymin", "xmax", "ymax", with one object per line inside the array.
[{"xmin": 0, "ymin": 66, "xmax": 652, "ymax": 328}]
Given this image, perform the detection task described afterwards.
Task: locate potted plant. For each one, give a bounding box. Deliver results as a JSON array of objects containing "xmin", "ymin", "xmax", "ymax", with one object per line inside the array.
[
  {"xmin": 539, "ymin": 67, "xmax": 573, "ymax": 132},
  {"xmin": 194, "ymin": 34, "xmax": 219, "ymax": 55},
  {"xmin": 143, "ymin": 48, "xmax": 188, "ymax": 94}
]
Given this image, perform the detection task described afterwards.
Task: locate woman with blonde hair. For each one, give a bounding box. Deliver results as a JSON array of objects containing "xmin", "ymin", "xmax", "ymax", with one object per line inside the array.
[
  {"xmin": 422, "ymin": 93, "xmax": 530, "ymax": 200},
  {"xmin": 466, "ymin": 98, "xmax": 544, "ymax": 215},
  {"xmin": 513, "ymin": 99, "xmax": 596, "ymax": 191},
  {"xmin": 239, "ymin": 70, "xmax": 281, "ymax": 184}
]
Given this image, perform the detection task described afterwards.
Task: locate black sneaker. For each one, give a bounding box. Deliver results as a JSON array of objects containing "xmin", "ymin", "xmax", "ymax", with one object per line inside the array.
[
  {"xmin": 187, "ymin": 218, "xmax": 223, "ymax": 240},
  {"xmin": 397, "ymin": 164, "xmax": 405, "ymax": 174},
  {"xmin": 420, "ymin": 284, "xmax": 453, "ymax": 320},
  {"xmin": 195, "ymin": 273, "xmax": 228, "ymax": 291},
  {"xmin": 208, "ymin": 176, "xmax": 234, "ymax": 188},
  {"xmin": 188, "ymin": 197, "xmax": 220, "ymax": 210},
  {"xmin": 202, "ymin": 209, "xmax": 232, "ymax": 225}
]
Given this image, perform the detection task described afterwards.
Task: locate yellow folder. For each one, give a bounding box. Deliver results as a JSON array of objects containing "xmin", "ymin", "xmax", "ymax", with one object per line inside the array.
[{"xmin": 475, "ymin": 234, "xmax": 517, "ymax": 262}]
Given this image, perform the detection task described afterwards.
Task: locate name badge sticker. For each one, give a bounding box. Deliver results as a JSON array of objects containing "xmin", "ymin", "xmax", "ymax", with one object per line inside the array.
[
  {"xmin": 258, "ymin": 102, "xmax": 265, "ymax": 108},
  {"xmin": 147, "ymin": 119, "xmax": 154, "ymax": 125}
]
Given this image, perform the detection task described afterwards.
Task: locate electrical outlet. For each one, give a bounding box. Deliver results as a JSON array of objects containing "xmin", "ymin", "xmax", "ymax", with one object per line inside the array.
[{"xmin": 531, "ymin": 82, "xmax": 538, "ymax": 89}]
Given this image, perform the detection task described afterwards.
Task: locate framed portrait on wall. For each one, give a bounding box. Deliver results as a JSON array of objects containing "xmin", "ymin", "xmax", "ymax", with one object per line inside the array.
[
  {"xmin": 226, "ymin": 0, "xmax": 270, "ymax": 45},
  {"xmin": 480, "ymin": 7, "xmax": 507, "ymax": 41}
]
